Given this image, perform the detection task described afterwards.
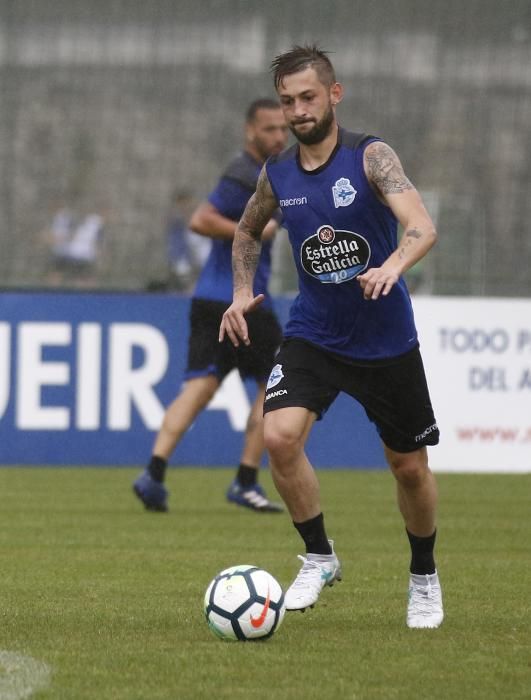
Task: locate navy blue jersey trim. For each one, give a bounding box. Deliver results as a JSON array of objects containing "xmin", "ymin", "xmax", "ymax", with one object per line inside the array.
[
  {"xmin": 288, "ymin": 128, "xmax": 375, "ymax": 176},
  {"xmin": 296, "ymin": 140, "xmax": 342, "ymax": 176},
  {"xmin": 267, "ymin": 143, "xmax": 298, "ymax": 166},
  {"xmin": 340, "ymin": 128, "xmax": 375, "ymax": 150}
]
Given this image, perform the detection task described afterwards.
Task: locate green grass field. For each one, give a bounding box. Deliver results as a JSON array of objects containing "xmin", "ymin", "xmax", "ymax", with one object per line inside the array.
[{"xmin": 0, "ymin": 467, "xmax": 530, "ymax": 700}]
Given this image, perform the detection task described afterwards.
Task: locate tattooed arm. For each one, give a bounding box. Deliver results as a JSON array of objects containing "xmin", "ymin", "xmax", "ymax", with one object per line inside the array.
[
  {"xmin": 359, "ymin": 141, "xmax": 437, "ymax": 300},
  {"xmin": 219, "ymin": 166, "xmax": 278, "ymax": 346}
]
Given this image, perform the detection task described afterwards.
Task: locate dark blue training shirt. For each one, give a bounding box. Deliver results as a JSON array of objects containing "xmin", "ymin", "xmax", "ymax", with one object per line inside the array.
[
  {"xmin": 266, "ymin": 128, "xmax": 418, "ymax": 361},
  {"xmin": 194, "ymin": 151, "xmax": 274, "ymax": 307}
]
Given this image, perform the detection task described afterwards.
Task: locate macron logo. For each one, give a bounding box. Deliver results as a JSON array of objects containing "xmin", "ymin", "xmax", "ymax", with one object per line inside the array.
[{"xmin": 279, "ymin": 196, "xmax": 307, "ymax": 207}]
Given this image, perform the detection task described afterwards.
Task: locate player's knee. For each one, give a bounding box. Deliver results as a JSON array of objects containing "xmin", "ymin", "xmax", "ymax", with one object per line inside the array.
[
  {"xmin": 387, "ymin": 450, "xmax": 428, "ymax": 487},
  {"xmin": 263, "ymin": 421, "xmax": 304, "ymax": 461}
]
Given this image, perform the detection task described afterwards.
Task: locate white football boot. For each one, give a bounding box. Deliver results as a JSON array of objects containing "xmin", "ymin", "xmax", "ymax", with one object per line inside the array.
[
  {"xmin": 407, "ymin": 571, "xmax": 444, "ymax": 629},
  {"xmin": 285, "ymin": 540, "xmax": 342, "ymax": 611}
]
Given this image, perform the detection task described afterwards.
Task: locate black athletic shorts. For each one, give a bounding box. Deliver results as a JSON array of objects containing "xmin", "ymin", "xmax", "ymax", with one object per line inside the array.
[
  {"xmin": 263, "ymin": 338, "xmax": 439, "ymax": 453},
  {"xmin": 186, "ymin": 298, "xmax": 282, "ymax": 383}
]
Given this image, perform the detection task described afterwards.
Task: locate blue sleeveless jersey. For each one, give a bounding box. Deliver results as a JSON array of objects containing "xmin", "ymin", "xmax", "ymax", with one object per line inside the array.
[
  {"xmin": 265, "ymin": 128, "xmax": 417, "ymax": 361},
  {"xmin": 194, "ymin": 150, "xmax": 273, "ymax": 307}
]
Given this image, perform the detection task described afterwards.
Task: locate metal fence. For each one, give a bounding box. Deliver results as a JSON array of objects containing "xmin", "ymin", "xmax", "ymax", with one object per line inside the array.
[{"xmin": 1, "ymin": 0, "xmax": 530, "ymax": 295}]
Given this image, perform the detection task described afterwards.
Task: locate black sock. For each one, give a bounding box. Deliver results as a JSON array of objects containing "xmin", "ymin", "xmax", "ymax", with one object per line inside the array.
[
  {"xmin": 407, "ymin": 528, "xmax": 437, "ymax": 575},
  {"xmin": 148, "ymin": 455, "xmax": 167, "ymax": 483},
  {"xmin": 294, "ymin": 513, "xmax": 332, "ymax": 555},
  {"xmin": 236, "ymin": 464, "xmax": 258, "ymax": 489}
]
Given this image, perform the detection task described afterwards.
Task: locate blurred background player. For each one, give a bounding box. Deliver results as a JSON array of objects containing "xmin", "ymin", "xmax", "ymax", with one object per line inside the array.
[{"xmin": 133, "ymin": 98, "xmax": 289, "ymax": 513}]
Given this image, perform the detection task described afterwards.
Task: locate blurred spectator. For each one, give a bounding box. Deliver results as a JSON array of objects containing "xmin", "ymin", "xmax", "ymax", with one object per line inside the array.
[
  {"xmin": 165, "ymin": 188, "xmax": 211, "ymax": 292},
  {"xmin": 45, "ymin": 202, "xmax": 106, "ymax": 287}
]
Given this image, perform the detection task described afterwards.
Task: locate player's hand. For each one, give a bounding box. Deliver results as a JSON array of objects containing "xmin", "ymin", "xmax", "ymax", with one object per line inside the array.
[
  {"xmin": 219, "ymin": 293, "xmax": 265, "ymax": 347},
  {"xmin": 358, "ymin": 266, "xmax": 400, "ymax": 300}
]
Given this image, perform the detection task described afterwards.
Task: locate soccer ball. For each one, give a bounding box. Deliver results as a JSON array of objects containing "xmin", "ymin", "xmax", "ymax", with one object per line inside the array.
[{"xmin": 204, "ymin": 565, "xmax": 286, "ymax": 641}]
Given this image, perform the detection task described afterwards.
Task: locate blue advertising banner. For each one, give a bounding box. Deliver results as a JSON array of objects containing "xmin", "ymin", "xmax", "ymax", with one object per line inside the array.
[{"xmin": 0, "ymin": 291, "xmax": 385, "ymax": 468}]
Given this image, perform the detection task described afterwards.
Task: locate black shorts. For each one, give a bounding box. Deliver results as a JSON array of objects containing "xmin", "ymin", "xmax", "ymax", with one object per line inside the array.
[
  {"xmin": 263, "ymin": 338, "xmax": 439, "ymax": 453},
  {"xmin": 186, "ymin": 298, "xmax": 282, "ymax": 383}
]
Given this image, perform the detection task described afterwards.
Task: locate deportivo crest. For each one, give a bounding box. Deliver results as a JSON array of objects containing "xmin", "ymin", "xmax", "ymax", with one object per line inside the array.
[
  {"xmin": 300, "ymin": 225, "xmax": 371, "ymax": 284},
  {"xmin": 332, "ymin": 177, "xmax": 357, "ymax": 208},
  {"xmin": 266, "ymin": 363, "xmax": 284, "ymax": 390}
]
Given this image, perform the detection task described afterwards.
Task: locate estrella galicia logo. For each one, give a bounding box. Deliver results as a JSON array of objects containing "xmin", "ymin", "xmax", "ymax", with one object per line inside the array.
[
  {"xmin": 266, "ymin": 363, "xmax": 284, "ymax": 390},
  {"xmin": 332, "ymin": 177, "xmax": 357, "ymax": 208},
  {"xmin": 300, "ymin": 225, "xmax": 371, "ymax": 284}
]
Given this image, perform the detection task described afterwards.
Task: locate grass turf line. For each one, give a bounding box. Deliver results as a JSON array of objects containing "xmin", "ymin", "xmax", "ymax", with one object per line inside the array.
[{"xmin": 0, "ymin": 468, "xmax": 529, "ymax": 700}]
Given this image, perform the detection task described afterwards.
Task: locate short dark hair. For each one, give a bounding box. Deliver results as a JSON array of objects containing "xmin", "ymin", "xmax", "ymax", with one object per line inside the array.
[
  {"xmin": 245, "ymin": 98, "xmax": 281, "ymax": 122},
  {"xmin": 270, "ymin": 44, "xmax": 336, "ymax": 89}
]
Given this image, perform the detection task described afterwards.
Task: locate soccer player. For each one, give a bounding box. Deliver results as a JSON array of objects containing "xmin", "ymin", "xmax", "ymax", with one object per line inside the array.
[
  {"xmin": 133, "ymin": 99, "xmax": 289, "ymax": 514},
  {"xmin": 220, "ymin": 46, "xmax": 443, "ymax": 628}
]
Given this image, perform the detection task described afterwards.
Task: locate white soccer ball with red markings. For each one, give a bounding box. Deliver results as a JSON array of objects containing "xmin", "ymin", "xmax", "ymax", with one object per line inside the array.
[{"xmin": 203, "ymin": 565, "xmax": 286, "ymax": 641}]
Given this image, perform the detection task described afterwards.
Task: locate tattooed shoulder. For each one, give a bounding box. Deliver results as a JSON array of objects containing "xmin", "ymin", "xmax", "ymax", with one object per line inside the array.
[
  {"xmin": 364, "ymin": 142, "xmax": 414, "ymax": 195},
  {"xmin": 255, "ymin": 166, "xmax": 278, "ymax": 206},
  {"xmin": 239, "ymin": 167, "xmax": 276, "ymax": 239}
]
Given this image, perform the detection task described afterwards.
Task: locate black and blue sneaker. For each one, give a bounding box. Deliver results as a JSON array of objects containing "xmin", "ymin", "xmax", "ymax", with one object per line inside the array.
[
  {"xmin": 226, "ymin": 480, "xmax": 283, "ymax": 513},
  {"xmin": 133, "ymin": 470, "xmax": 169, "ymax": 512}
]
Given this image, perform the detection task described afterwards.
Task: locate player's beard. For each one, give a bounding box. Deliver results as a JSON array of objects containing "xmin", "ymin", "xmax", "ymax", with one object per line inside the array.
[{"xmin": 291, "ymin": 103, "xmax": 335, "ymax": 145}]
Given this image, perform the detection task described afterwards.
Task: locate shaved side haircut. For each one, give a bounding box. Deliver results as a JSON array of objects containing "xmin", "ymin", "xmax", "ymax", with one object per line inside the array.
[{"xmin": 270, "ymin": 44, "xmax": 336, "ymax": 89}]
